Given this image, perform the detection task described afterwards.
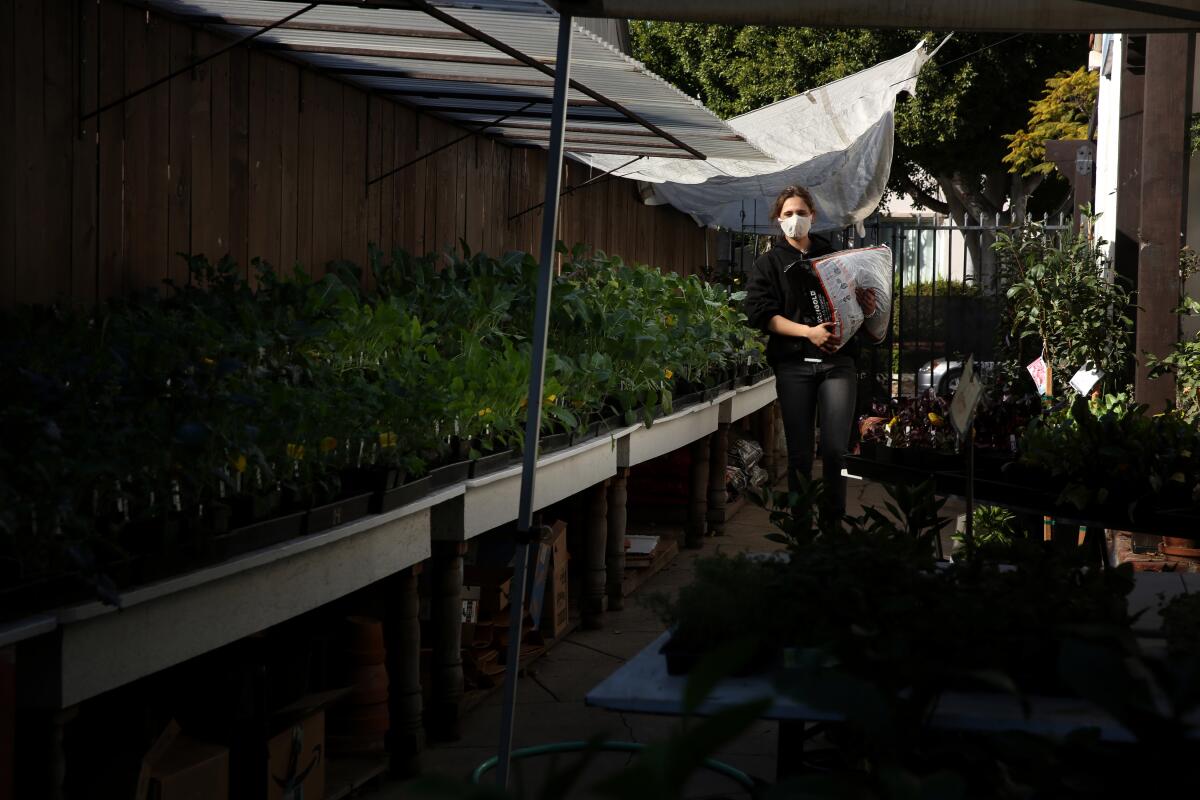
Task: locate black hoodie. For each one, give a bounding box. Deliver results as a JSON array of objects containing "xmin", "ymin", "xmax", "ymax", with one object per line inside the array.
[{"xmin": 743, "ymin": 234, "xmax": 862, "ymax": 366}]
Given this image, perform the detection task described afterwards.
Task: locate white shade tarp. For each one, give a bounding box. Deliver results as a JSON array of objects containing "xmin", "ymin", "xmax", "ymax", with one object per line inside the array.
[{"xmin": 569, "ymin": 41, "xmax": 932, "ymax": 233}]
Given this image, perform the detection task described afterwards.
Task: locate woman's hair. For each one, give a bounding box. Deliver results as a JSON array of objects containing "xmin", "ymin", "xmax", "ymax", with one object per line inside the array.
[{"xmin": 770, "ymin": 185, "xmax": 816, "ymax": 220}]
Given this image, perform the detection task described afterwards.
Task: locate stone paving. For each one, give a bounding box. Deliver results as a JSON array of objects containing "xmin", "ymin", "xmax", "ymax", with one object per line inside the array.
[{"xmin": 376, "ymin": 472, "xmax": 963, "ymax": 799}]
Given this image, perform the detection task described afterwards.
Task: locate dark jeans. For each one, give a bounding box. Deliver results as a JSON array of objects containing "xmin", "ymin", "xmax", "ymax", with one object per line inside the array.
[{"xmin": 774, "ymin": 357, "xmax": 857, "ymax": 516}]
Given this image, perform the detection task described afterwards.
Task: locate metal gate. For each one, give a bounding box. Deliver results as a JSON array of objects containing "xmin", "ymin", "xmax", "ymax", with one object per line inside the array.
[{"xmin": 717, "ymin": 213, "xmax": 1070, "ymax": 400}]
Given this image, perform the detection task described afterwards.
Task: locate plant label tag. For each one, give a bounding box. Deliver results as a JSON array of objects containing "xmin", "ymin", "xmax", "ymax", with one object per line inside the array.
[
  {"xmin": 950, "ymin": 355, "xmax": 984, "ymax": 437},
  {"xmin": 1026, "ymin": 355, "xmax": 1049, "ymax": 396},
  {"xmin": 1069, "ymin": 365, "xmax": 1104, "ymax": 396}
]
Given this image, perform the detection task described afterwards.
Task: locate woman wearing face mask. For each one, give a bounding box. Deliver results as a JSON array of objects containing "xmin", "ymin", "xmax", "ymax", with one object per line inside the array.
[{"xmin": 743, "ymin": 185, "xmax": 877, "ymax": 517}]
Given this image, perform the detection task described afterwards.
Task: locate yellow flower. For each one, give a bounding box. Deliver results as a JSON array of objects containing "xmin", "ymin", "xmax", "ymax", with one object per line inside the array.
[
  {"xmin": 928, "ymin": 412, "xmax": 944, "ymax": 426},
  {"xmin": 320, "ymin": 436, "xmax": 338, "ymax": 453},
  {"xmin": 478, "ymin": 407, "xmax": 493, "ymax": 417},
  {"xmin": 379, "ymin": 432, "xmax": 397, "ymax": 448},
  {"xmin": 286, "ymin": 443, "xmax": 305, "ymax": 460},
  {"xmin": 664, "ymin": 368, "xmax": 674, "ymax": 380},
  {"xmin": 231, "ymin": 454, "xmax": 247, "ymax": 473},
  {"xmin": 545, "ymin": 394, "xmax": 557, "ymax": 404}
]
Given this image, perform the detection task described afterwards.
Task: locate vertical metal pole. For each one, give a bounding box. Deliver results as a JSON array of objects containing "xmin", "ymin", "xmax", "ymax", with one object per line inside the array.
[
  {"xmin": 497, "ymin": 10, "xmax": 573, "ymax": 790},
  {"xmin": 897, "ymin": 223, "xmax": 907, "ymax": 397},
  {"xmin": 964, "ymin": 426, "xmax": 975, "ymax": 556}
]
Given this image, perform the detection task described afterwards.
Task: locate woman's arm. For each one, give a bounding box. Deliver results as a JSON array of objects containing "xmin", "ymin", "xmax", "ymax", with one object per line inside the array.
[
  {"xmin": 769, "ymin": 315, "xmax": 839, "ymax": 351},
  {"xmin": 742, "ymin": 256, "xmax": 783, "ymax": 332}
]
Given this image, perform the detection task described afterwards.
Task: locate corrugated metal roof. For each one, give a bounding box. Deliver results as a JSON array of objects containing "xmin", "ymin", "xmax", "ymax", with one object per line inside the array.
[{"xmin": 144, "ymin": 0, "xmax": 769, "ymax": 161}]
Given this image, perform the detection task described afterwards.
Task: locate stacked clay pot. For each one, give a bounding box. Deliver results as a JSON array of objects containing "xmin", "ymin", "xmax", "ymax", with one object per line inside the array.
[{"xmin": 328, "ymin": 616, "xmax": 390, "ymax": 754}]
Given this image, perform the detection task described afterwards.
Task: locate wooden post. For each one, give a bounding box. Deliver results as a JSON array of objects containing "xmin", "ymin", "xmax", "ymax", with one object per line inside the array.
[
  {"xmin": 606, "ymin": 468, "xmax": 629, "ymax": 611},
  {"xmin": 707, "ymin": 423, "xmax": 730, "ymax": 535},
  {"xmin": 686, "ymin": 436, "xmax": 710, "ymax": 548},
  {"xmin": 429, "ymin": 541, "xmax": 466, "ymax": 741},
  {"xmin": 386, "ymin": 565, "xmax": 424, "ymax": 776},
  {"xmin": 583, "ymin": 481, "xmax": 609, "ymax": 628},
  {"xmin": 1136, "ymin": 32, "xmax": 1194, "ymax": 412},
  {"xmin": 760, "ymin": 404, "xmax": 780, "ymax": 483}
]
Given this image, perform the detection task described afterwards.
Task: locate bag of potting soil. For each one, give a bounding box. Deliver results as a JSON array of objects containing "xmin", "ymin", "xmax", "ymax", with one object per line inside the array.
[
  {"xmin": 808, "ymin": 246, "xmax": 893, "ymax": 349},
  {"xmin": 749, "ymin": 465, "xmax": 770, "ymax": 488},
  {"xmin": 728, "ymin": 437, "xmax": 764, "ymax": 470},
  {"xmin": 726, "ymin": 465, "xmax": 749, "ymax": 492}
]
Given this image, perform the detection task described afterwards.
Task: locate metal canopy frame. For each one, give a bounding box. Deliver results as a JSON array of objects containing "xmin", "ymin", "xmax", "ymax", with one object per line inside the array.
[{"xmin": 137, "ymin": 0, "xmax": 767, "ymax": 163}]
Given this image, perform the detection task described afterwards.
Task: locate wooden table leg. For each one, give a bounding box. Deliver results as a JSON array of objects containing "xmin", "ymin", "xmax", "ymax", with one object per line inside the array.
[
  {"xmin": 16, "ymin": 705, "xmax": 76, "ymax": 800},
  {"xmin": 387, "ymin": 565, "xmax": 424, "ymax": 776},
  {"xmin": 707, "ymin": 423, "xmax": 729, "ymax": 536},
  {"xmin": 429, "ymin": 541, "xmax": 467, "ymax": 741},
  {"xmin": 584, "ymin": 481, "xmax": 609, "ymax": 629},
  {"xmin": 686, "ymin": 436, "xmax": 710, "ymax": 549},
  {"xmin": 606, "ymin": 468, "xmax": 629, "ymax": 611}
]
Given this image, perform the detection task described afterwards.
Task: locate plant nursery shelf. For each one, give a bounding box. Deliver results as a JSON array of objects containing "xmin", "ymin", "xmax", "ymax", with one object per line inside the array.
[
  {"xmin": 587, "ymin": 629, "xmax": 1200, "ymax": 744},
  {"xmin": 843, "ymin": 455, "xmax": 1200, "ymax": 540},
  {"xmin": 719, "ymin": 376, "xmax": 777, "ymax": 425},
  {"xmin": 20, "ymin": 485, "xmax": 458, "ymax": 710}
]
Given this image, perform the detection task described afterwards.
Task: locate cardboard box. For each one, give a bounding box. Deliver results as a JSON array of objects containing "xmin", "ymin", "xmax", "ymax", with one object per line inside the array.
[
  {"xmin": 267, "ymin": 696, "xmax": 329, "ymax": 800},
  {"xmin": 540, "ymin": 522, "xmax": 570, "ymax": 638},
  {"xmin": 462, "ymin": 565, "xmax": 512, "ymax": 618},
  {"xmin": 138, "ymin": 721, "xmax": 229, "ymax": 800},
  {"xmin": 149, "ymin": 737, "xmax": 229, "ymax": 800},
  {"xmin": 461, "ymin": 598, "xmax": 479, "ymax": 624}
]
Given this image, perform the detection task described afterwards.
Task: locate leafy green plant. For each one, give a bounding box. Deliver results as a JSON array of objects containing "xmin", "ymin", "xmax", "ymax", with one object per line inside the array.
[
  {"xmin": 1145, "ymin": 248, "xmax": 1200, "ymax": 420},
  {"xmin": 953, "ymin": 505, "xmax": 1018, "ymax": 549},
  {"xmin": 1018, "ymin": 393, "xmax": 1200, "ymax": 513},
  {"xmin": 992, "ymin": 211, "xmax": 1134, "ymax": 394}
]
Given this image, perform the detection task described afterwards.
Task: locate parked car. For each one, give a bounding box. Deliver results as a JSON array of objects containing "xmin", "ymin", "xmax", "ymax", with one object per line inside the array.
[{"xmin": 916, "ymin": 358, "xmax": 994, "ymax": 396}]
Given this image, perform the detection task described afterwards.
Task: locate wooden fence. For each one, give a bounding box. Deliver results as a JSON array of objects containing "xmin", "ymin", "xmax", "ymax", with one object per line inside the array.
[{"xmin": 0, "ymin": 1, "xmax": 715, "ymax": 307}]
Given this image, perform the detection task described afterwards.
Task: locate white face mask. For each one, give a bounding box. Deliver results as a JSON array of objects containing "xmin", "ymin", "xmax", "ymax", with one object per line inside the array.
[{"xmin": 780, "ymin": 213, "xmax": 811, "ymax": 240}]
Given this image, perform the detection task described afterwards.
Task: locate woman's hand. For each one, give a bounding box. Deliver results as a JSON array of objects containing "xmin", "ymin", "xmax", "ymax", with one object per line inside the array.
[
  {"xmin": 856, "ymin": 286, "xmax": 878, "ymax": 316},
  {"xmin": 806, "ymin": 321, "xmax": 840, "ymax": 352}
]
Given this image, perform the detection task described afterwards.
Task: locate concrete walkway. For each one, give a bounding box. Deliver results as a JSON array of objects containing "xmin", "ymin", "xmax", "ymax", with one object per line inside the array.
[{"xmin": 377, "ymin": 473, "xmax": 962, "ymax": 798}]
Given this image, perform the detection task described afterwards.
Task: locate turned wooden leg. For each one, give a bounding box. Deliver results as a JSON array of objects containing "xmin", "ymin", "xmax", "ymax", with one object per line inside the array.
[
  {"xmin": 606, "ymin": 468, "xmax": 629, "ymax": 611},
  {"xmin": 766, "ymin": 404, "xmax": 782, "ymax": 483},
  {"xmin": 686, "ymin": 437, "xmax": 710, "ymax": 548},
  {"xmin": 386, "ymin": 565, "xmax": 424, "ymax": 776},
  {"xmin": 583, "ymin": 482, "xmax": 609, "ymax": 629},
  {"xmin": 429, "ymin": 541, "xmax": 466, "ymax": 741},
  {"xmin": 708, "ymin": 424, "xmax": 729, "ymax": 536},
  {"xmin": 16, "ymin": 706, "xmax": 76, "ymax": 800}
]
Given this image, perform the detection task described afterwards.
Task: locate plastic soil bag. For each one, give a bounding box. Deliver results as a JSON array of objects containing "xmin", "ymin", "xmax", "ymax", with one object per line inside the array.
[
  {"xmin": 809, "ymin": 246, "xmax": 893, "ymax": 349},
  {"xmin": 728, "ymin": 437, "xmax": 765, "ymax": 470}
]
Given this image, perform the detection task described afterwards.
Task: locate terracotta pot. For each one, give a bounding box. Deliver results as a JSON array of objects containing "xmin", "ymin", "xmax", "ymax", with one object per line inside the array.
[
  {"xmin": 329, "ymin": 702, "xmax": 390, "ymax": 735},
  {"xmin": 471, "ymin": 622, "xmax": 495, "ymax": 649},
  {"xmin": 342, "ymin": 647, "xmax": 387, "ymax": 666},
  {"xmin": 344, "ymin": 615, "xmax": 385, "ymax": 652},
  {"xmin": 347, "ymin": 663, "xmax": 390, "ymax": 705},
  {"xmin": 327, "ymin": 733, "xmax": 387, "ymax": 756}
]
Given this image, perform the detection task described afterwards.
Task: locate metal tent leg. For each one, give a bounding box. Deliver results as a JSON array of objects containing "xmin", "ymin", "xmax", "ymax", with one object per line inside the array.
[{"xmin": 496, "ymin": 9, "xmax": 574, "ymax": 790}]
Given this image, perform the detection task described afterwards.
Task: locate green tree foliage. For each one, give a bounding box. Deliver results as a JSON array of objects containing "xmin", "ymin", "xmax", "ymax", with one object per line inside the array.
[
  {"xmin": 629, "ymin": 23, "xmax": 1084, "ymax": 224},
  {"xmin": 1003, "ymin": 67, "xmax": 1099, "ymax": 177}
]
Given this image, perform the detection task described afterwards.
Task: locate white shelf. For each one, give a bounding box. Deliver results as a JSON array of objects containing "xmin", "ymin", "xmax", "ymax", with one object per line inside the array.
[
  {"xmin": 720, "ymin": 376, "xmax": 777, "ymax": 424},
  {"xmin": 24, "ymin": 488, "xmax": 451, "ymax": 708}
]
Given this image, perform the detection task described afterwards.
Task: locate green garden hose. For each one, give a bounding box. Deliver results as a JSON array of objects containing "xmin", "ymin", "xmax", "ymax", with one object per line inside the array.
[{"xmin": 471, "ymin": 740, "xmax": 756, "ymax": 791}]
